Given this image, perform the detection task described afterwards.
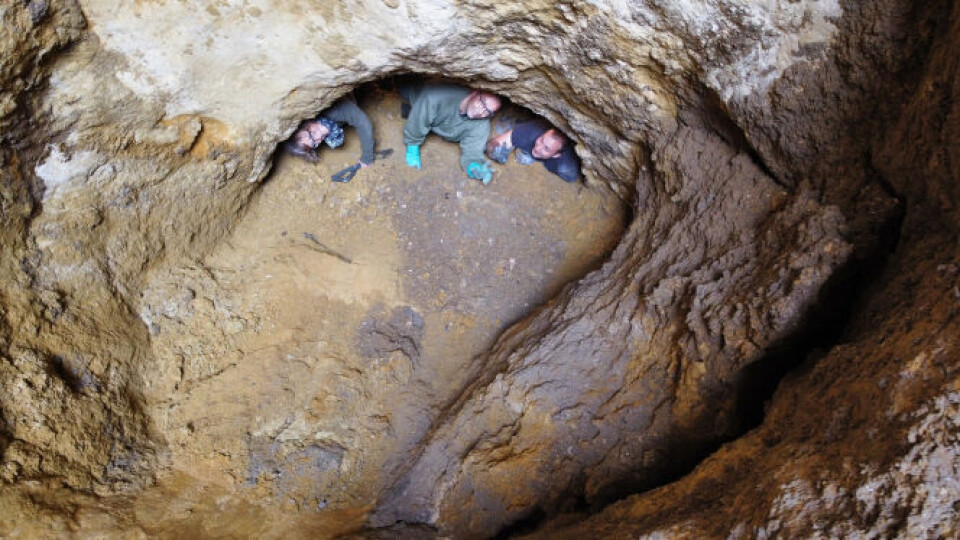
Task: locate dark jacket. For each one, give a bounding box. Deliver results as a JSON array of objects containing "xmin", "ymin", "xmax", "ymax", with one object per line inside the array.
[{"xmin": 324, "ymin": 99, "xmax": 375, "ymax": 165}]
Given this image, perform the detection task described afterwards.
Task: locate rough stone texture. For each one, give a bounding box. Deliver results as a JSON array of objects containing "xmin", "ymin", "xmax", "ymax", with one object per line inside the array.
[
  {"xmin": 522, "ymin": 1, "xmax": 960, "ymax": 538},
  {"xmin": 0, "ymin": 0, "xmax": 955, "ymax": 538},
  {"xmin": 124, "ymin": 91, "xmax": 626, "ymax": 522}
]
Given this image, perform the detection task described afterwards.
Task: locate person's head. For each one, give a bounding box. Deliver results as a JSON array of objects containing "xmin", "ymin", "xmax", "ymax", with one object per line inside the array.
[
  {"xmin": 285, "ymin": 117, "xmax": 344, "ymax": 162},
  {"xmin": 462, "ymin": 91, "xmax": 502, "ymax": 119},
  {"xmin": 532, "ymin": 129, "xmax": 566, "ymax": 160}
]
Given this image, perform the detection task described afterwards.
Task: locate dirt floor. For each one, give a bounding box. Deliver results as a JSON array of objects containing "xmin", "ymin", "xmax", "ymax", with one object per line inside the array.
[{"xmin": 97, "ymin": 89, "xmax": 628, "ymax": 535}]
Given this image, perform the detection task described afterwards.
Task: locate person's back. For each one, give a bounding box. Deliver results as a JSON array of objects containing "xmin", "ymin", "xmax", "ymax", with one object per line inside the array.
[
  {"xmin": 402, "ymin": 84, "xmax": 474, "ymax": 145},
  {"xmin": 400, "ymin": 82, "xmax": 500, "ymax": 183}
]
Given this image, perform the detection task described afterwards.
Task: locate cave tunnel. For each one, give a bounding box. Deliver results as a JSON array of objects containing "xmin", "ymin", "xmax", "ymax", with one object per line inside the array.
[{"xmin": 2, "ymin": 0, "xmax": 960, "ymax": 538}]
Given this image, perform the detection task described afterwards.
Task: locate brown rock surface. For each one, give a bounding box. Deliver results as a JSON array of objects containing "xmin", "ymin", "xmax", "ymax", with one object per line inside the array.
[
  {"xmin": 0, "ymin": 0, "xmax": 956, "ymax": 538},
  {"xmin": 523, "ymin": 2, "xmax": 960, "ymax": 538}
]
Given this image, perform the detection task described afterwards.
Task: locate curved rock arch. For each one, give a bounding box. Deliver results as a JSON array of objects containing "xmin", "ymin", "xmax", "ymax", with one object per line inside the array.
[{"xmin": 3, "ymin": 0, "xmax": 954, "ymax": 537}]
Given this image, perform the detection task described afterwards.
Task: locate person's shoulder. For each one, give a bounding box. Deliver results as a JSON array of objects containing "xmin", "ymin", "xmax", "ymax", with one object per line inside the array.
[
  {"xmin": 516, "ymin": 118, "xmax": 550, "ymax": 130},
  {"xmin": 425, "ymin": 82, "xmax": 468, "ymax": 91},
  {"xmin": 423, "ymin": 83, "xmax": 469, "ymax": 99},
  {"xmin": 512, "ymin": 120, "xmax": 545, "ymax": 149},
  {"xmin": 548, "ymin": 148, "xmax": 580, "ymax": 182},
  {"xmin": 514, "ymin": 119, "xmax": 549, "ymax": 137}
]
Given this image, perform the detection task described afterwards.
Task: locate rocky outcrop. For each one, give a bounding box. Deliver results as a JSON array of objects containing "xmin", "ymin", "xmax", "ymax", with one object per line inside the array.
[
  {"xmin": 522, "ymin": 1, "xmax": 960, "ymax": 537},
  {"xmin": 371, "ymin": 1, "xmax": 921, "ymax": 535},
  {"xmin": 0, "ymin": 0, "xmax": 955, "ymax": 537}
]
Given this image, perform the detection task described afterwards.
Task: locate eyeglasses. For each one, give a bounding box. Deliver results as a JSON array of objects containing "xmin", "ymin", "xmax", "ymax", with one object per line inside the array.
[{"xmin": 475, "ymin": 98, "xmax": 496, "ymax": 118}]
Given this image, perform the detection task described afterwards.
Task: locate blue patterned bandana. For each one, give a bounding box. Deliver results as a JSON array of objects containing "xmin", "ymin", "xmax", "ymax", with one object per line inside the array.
[{"xmin": 317, "ymin": 117, "xmax": 344, "ymax": 148}]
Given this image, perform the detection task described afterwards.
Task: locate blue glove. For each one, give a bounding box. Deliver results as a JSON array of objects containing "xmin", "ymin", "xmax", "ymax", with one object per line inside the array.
[
  {"xmin": 467, "ymin": 162, "xmax": 493, "ymax": 185},
  {"xmin": 405, "ymin": 144, "xmax": 422, "ymax": 169}
]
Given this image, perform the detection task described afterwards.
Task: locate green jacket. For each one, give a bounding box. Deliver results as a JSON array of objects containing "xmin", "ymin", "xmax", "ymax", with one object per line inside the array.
[{"xmin": 402, "ymin": 84, "xmax": 490, "ymax": 173}]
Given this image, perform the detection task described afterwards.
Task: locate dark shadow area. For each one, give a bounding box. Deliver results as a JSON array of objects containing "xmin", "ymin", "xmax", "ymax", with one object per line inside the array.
[
  {"xmin": 484, "ymin": 187, "xmax": 906, "ymax": 538},
  {"xmin": 0, "ymin": 410, "xmax": 10, "ymax": 461},
  {"xmin": 494, "ymin": 506, "xmax": 547, "ymax": 539},
  {"xmin": 735, "ymin": 186, "xmax": 905, "ymax": 432},
  {"xmin": 610, "ymin": 182, "xmax": 905, "ymax": 511}
]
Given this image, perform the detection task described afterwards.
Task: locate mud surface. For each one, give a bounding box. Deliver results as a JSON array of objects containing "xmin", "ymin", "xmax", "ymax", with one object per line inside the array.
[{"xmin": 106, "ymin": 92, "xmax": 624, "ymax": 532}]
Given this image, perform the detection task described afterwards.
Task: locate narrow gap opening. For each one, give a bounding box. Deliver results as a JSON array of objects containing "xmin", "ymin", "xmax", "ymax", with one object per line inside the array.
[
  {"xmin": 265, "ymin": 74, "xmax": 628, "ymax": 339},
  {"xmin": 278, "ymin": 75, "xmax": 587, "ymax": 187}
]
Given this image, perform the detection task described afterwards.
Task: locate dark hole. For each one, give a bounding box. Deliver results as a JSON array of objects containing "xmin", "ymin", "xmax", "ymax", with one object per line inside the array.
[
  {"xmin": 281, "ymin": 74, "xmax": 585, "ymax": 186},
  {"xmin": 493, "ymin": 506, "xmax": 547, "ymax": 539}
]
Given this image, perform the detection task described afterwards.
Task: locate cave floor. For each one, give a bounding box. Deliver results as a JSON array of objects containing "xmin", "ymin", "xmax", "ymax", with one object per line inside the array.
[{"xmin": 122, "ymin": 92, "xmax": 627, "ymax": 535}]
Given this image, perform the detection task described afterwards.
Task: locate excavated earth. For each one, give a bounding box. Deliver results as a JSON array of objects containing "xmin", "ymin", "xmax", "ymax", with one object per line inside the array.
[{"xmin": 1, "ymin": 0, "xmax": 959, "ymax": 538}]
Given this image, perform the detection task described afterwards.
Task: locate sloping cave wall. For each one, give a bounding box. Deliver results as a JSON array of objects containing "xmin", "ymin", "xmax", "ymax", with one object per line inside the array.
[
  {"xmin": 523, "ymin": 2, "xmax": 960, "ymax": 537},
  {"xmin": 0, "ymin": 0, "xmax": 956, "ymax": 537}
]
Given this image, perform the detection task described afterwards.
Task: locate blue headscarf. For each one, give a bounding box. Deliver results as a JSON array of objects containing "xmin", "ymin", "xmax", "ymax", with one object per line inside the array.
[{"xmin": 317, "ymin": 117, "xmax": 344, "ymax": 148}]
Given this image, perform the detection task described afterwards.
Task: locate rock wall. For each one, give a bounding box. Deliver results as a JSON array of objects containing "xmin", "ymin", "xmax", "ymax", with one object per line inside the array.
[
  {"xmin": 0, "ymin": 0, "xmax": 954, "ymax": 537},
  {"xmin": 523, "ymin": 1, "xmax": 960, "ymax": 538}
]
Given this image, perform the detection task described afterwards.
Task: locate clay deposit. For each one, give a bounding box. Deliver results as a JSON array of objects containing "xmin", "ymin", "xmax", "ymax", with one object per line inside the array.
[{"xmin": 1, "ymin": 0, "xmax": 958, "ymax": 538}]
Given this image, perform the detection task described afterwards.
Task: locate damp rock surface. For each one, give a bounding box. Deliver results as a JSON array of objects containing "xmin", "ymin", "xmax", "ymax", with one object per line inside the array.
[{"xmin": 1, "ymin": 0, "xmax": 958, "ymax": 538}]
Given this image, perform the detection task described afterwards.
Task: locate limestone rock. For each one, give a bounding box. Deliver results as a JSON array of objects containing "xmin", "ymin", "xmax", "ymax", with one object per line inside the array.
[
  {"xmin": 0, "ymin": 0, "xmax": 956, "ymax": 537},
  {"xmin": 522, "ymin": 2, "xmax": 960, "ymax": 537}
]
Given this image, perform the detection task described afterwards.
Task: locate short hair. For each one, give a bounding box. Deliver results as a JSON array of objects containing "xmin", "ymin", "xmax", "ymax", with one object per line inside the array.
[
  {"xmin": 476, "ymin": 92, "xmax": 502, "ymax": 114},
  {"xmin": 543, "ymin": 128, "xmax": 567, "ymax": 150}
]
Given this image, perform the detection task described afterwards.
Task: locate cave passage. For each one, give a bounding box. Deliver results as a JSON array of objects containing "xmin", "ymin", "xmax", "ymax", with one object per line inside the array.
[
  {"xmin": 129, "ymin": 76, "xmax": 627, "ymax": 531},
  {"xmin": 284, "ymin": 76, "xmax": 585, "ymax": 187}
]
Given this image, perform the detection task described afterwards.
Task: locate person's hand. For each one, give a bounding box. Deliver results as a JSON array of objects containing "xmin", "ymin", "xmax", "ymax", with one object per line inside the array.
[
  {"xmin": 467, "ymin": 162, "xmax": 493, "ymax": 185},
  {"xmin": 405, "ymin": 145, "xmax": 422, "ymax": 169}
]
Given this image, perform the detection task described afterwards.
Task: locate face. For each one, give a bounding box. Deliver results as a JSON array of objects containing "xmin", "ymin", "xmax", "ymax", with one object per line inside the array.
[
  {"xmin": 465, "ymin": 92, "xmax": 501, "ymax": 119},
  {"xmin": 295, "ymin": 121, "xmax": 330, "ymax": 150},
  {"xmin": 532, "ymin": 130, "xmax": 564, "ymax": 160}
]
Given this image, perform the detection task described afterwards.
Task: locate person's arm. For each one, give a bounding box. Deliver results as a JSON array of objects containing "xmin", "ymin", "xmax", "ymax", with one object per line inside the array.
[
  {"xmin": 326, "ymin": 101, "xmax": 375, "ymax": 165},
  {"xmin": 344, "ymin": 103, "xmax": 376, "ymax": 165},
  {"xmin": 460, "ymin": 120, "xmax": 490, "ymax": 174},
  {"xmin": 403, "ymin": 94, "xmax": 433, "ymax": 146}
]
